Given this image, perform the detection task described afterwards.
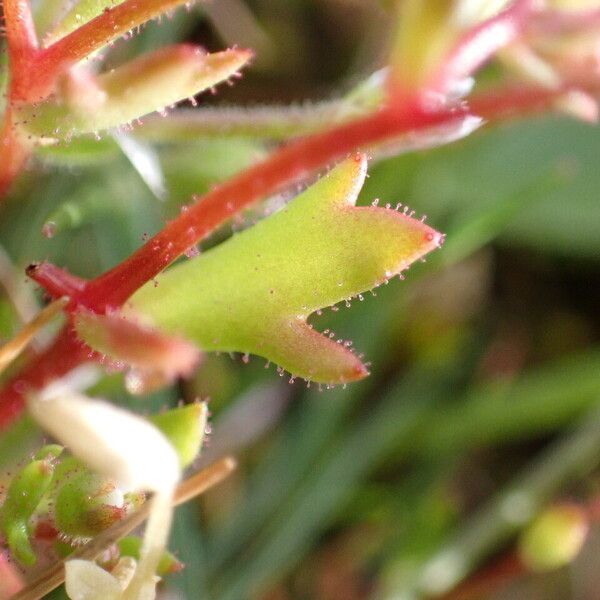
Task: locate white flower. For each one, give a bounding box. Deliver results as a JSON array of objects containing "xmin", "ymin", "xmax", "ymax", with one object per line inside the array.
[{"xmin": 28, "ymin": 380, "xmax": 181, "ymax": 600}]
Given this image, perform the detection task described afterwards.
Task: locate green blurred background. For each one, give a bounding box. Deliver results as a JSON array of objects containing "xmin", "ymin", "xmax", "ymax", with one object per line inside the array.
[{"xmin": 1, "ymin": 1, "xmax": 600, "ymax": 598}]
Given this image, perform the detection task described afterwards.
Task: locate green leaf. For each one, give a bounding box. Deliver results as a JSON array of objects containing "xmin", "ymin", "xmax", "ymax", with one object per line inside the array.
[
  {"xmin": 17, "ymin": 47, "xmax": 252, "ymax": 139},
  {"xmin": 125, "ymin": 156, "xmax": 442, "ymax": 383},
  {"xmin": 117, "ymin": 536, "xmax": 183, "ymax": 575},
  {"xmin": 74, "ymin": 309, "xmax": 201, "ymax": 391},
  {"xmin": 150, "ymin": 403, "xmax": 208, "ymax": 468}
]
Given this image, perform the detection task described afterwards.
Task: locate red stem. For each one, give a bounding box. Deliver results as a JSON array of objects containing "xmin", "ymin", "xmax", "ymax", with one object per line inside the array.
[
  {"xmin": 432, "ymin": 0, "xmax": 535, "ymax": 97},
  {"xmin": 0, "ymin": 109, "xmax": 31, "ymax": 197},
  {"xmin": 26, "ymin": 262, "xmax": 88, "ymax": 300},
  {"xmin": 0, "ymin": 327, "xmax": 89, "ymax": 428},
  {"xmin": 0, "ymin": 82, "xmax": 586, "ymax": 429},
  {"xmin": 24, "ymin": 0, "xmax": 208, "ymax": 102},
  {"xmin": 47, "ymin": 83, "xmax": 564, "ymax": 312},
  {"xmin": 0, "ymin": 0, "xmax": 38, "ymax": 193},
  {"xmin": 2, "ymin": 0, "xmax": 39, "ymax": 102},
  {"xmin": 79, "ymin": 102, "xmax": 464, "ymax": 310}
]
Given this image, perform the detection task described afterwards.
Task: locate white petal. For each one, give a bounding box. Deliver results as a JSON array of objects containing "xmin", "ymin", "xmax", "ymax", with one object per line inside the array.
[
  {"xmin": 28, "ymin": 392, "xmax": 180, "ymax": 493},
  {"xmin": 65, "ymin": 560, "xmax": 122, "ymax": 600}
]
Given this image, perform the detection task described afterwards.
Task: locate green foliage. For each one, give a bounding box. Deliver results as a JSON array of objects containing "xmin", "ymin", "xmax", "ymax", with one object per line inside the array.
[
  {"xmin": 0, "ymin": 1, "xmax": 599, "ymax": 598},
  {"xmin": 118, "ymin": 536, "xmax": 183, "ymax": 576},
  {"xmin": 0, "ymin": 403, "xmax": 205, "ymax": 565},
  {"xmin": 126, "ymin": 157, "xmax": 440, "ymax": 383},
  {"xmin": 149, "ymin": 403, "xmax": 207, "ymax": 469},
  {"xmin": 18, "ymin": 48, "xmax": 251, "ymax": 139},
  {"xmin": 0, "ymin": 445, "xmax": 62, "ymax": 565}
]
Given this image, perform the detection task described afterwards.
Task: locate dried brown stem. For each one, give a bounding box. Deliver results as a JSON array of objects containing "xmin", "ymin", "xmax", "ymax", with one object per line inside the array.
[{"xmin": 0, "ymin": 298, "xmax": 68, "ymax": 376}]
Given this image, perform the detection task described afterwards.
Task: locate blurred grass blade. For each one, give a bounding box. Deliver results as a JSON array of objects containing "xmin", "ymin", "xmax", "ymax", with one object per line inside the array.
[
  {"xmin": 113, "ymin": 132, "xmax": 166, "ymax": 202},
  {"xmin": 409, "ymin": 403, "xmax": 600, "ymax": 598}
]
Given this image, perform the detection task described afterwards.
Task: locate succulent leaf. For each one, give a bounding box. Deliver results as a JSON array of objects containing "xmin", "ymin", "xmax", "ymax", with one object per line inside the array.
[
  {"xmin": 125, "ymin": 155, "xmax": 442, "ymax": 383},
  {"xmin": 150, "ymin": 403, "xmax": 208, "ymax": 469},
  {"xmin": 117, "ymin": 536, "xmax": 183, "ymax": 575},
  {"xmin": 17, "ymin": 47, "xmax": 252, "ymax": 140},
  {"xmin": 74, "ymin": 309, "xmax": 201, "ymax": 386}
]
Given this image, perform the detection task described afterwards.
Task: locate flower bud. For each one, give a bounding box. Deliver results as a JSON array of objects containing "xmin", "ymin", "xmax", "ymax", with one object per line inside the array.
[
  {"xmin": 0, "ymin": 445, "xmax": 63, "ymax": 565},
  {"xmin": 55, "ymin": 471, "xmax": 127, "ymax": 539},
  {"xmin": 518, "ymin": 504, "xmax": 589, "ymax": 572}
]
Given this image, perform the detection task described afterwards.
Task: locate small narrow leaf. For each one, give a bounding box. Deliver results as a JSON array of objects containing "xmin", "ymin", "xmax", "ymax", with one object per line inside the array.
[
  {"xmin": 74, "ymin": 309, "xmax": 201, "ymax": 387},
  {"xmin": 150, "ymin": 403, "xmax": 208, "ymax": 469},
  {"xmin": 18, "ymin": 46, "xmax": 252, "ymax": 140},
  {"xmin": 127, "ymin": 155, "xmax": 443, "ymax": 383}
]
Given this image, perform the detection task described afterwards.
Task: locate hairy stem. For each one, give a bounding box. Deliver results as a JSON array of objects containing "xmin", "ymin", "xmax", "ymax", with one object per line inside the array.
[
  {"xmin": 0, "ymin": 81, "xmax": 590, "ymax": 429},
  {"xmin": 0, "ymin": 109, "xmax": 31, "ymax": 196},
  {"xmin": 73, "ymin": 102, "xmax": 465, "ymax": 310},
  {"xmin": 59, "ymin": 83, "xmax": 567, "ymax": 311},
  {"xmin": 136, "ymin": 102, "xmax": 350, "ymax": 142},
  {"xmin": 2, "ymin": 0, "xmax": 39, "ymax": 101},
  {"xmin": 429, "ymin": 0, "xmax": 535, "ymax": 98},
  {"xmin": 25, "ymin": 0, "xmax": 207, "ymax": 102}
]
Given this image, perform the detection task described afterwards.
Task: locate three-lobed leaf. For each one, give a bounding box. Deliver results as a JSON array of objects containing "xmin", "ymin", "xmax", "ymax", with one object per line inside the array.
[{"xmin": 118, "ymin": 155, "xmax": 442, "ymax": 383}]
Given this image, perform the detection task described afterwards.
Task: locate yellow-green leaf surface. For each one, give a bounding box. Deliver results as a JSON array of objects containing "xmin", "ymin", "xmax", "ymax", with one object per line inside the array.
[
  {"xmin": 17, "ymin": 47, "xmax": 251, "ymax": 140},
  {"xmin": 125, "ymin": 155, "xmax": 442, "ymax": 384}
]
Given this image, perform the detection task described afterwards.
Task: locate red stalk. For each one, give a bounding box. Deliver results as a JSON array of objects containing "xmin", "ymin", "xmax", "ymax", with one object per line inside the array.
[
  {"xmin": 0, "ymin": 0, "xmax": 38, "ymax": 193},
  {"xmin": 79, "ymin": 102, "xmax": 463, "ymax": 310},
  {"xmin": 23, "ymin": 0, "xmax": 207, "ymax": 102},
  {"xmin": 34, "ymin": 83, "xmax": 567, "ymax": 312},
  {"xmin": 0, "ymin": 109, "xmax": 31, "ymax": 197},
  {"xmin": 0, "ymin": 80, "xmax": 591, "ymax": 429},
  {"xmin": 2, "ymin": 0, "xmax": 39, "ymax": 102},
  {"xmin": 26, "ymin": 262, "xmax": 88, "ymax": 300},
  {"xmin": 431, "ymin": 0, "xmax": 535, "ymax": 97},
  {"xmin": 0, "ymin": 327, "xmax": 90, "ymax": 428}
]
